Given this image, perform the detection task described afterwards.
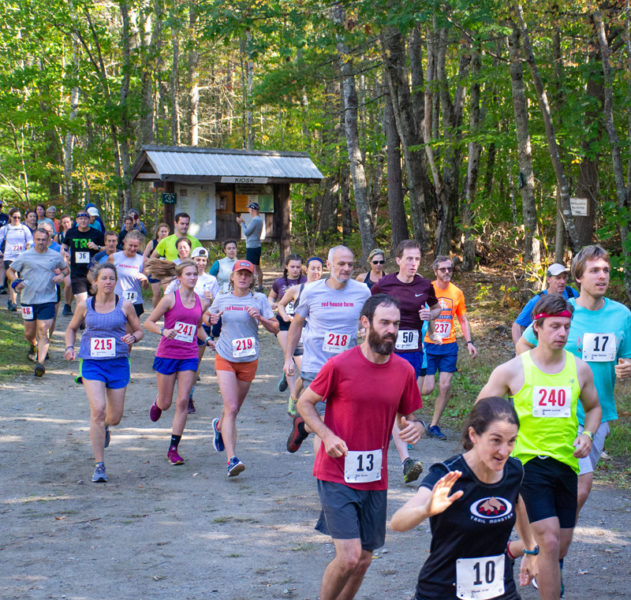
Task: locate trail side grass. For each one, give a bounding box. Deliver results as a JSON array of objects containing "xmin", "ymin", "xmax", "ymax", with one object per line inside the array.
[{"xmin": 0, "ymin": 309, "xmax": 32, "ymax": 381}]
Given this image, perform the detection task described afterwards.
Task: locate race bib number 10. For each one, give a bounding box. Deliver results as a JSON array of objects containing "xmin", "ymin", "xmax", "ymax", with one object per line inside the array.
[
  {"xmin": 322, "ymin": 331, "xmax": 350, "ymax": 353},
  {"xmin": 173, "ymin": 321, "xmax": 195, "ymax": 343},
  {"xmin": 456, "ymin": 554, "xmax": 505, "ymax": 600},
  {"xmin": 532, "ymin": 386, "xmax": 571, "ymax": 418},
  {"xmin": 582, "ymin": 333, "xmax": 616, "ymax": 362},
  {"xmin": 344, "ymin": 450, "xmax": 382, "ymax": 483},
  {"xmin": 395, "ymin": 329, "xmax": 419, "ymax": 350}
]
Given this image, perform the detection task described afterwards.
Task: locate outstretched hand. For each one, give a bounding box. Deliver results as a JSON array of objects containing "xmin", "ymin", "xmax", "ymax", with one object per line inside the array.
[{"xmin": 426, "ymin": 471, "xmax": 464, "ymax": 517}]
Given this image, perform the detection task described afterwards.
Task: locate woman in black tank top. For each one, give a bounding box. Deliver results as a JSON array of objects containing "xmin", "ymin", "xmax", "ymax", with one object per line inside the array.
[{"xmin": 355, "ymin": 248, "xmax": 386, "ymax": 289}]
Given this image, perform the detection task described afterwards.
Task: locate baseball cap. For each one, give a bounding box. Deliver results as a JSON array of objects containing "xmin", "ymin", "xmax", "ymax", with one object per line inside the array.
[
  {"xmin": 47, "ymin": 205, "xmax": 57, "ymax": 214},
  {"xmin": 191, "ymin": 247, "xmax": 208, "ymax": 258},
  {"xmin": 246, "ymin": 202, "xmax": 260, "ymax": 210},
  {"xmin": 232, "ymin": 260, "xmax": 255, "ymax": 273},
  {"xmin": 87, "ymin": 207, "xmax": 99, "ymax": 217},
  {"xmin": 547, "ymin": 263, "xmax": 569, "ymax": 277}
]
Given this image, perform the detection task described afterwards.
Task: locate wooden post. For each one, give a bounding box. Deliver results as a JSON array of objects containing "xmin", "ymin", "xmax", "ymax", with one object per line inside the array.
[
  {"xmin": 163, "ymin": 181, "xmax": 175, "ymax": 232},
  {"xmin": 277, "ymin": 183, "xmax": 291, "ymax": 266}
]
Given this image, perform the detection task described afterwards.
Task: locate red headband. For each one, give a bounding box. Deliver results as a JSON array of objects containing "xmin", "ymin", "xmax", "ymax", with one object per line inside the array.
[{"xmin": 533, "ymin": 310, "xmax": 572, "ymax": 321}]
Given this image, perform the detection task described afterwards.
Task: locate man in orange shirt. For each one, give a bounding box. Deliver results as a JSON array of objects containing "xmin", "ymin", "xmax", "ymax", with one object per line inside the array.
[{"xmin": 422, "ymin": 256, "xmax": 477, "ymax": 439}]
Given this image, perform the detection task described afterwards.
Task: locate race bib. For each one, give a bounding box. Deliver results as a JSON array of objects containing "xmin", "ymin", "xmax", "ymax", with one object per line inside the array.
[
  {"xmin": 344, "ymin": 450, "xmax": 382, "ymax": 484},
  {"xmin": 11, "ymin": 243, "xmax": 24, "ymax": 252},
  {"xmin": 433, "ymin": 320, "xmax": 452, "ymax": 339},
  {"xmin": 232, "ymin": 336, "xmax": 256, "ymax": 358},
  {"xmin": 285, "ymin": 301, "xmax": 295, "ymax": 316},
  {"xmin": 75, "ymin": 251, "xmax": 90, "ymax": 264},
  {"xmin": 322, "ymin": 331, "xmax": 351, "ymax": 354},
  {"xmin": 582, "ymin": 333, "xmax": 616, "ymax": 362},
  {"xmin": 173, "ymin": 321, "xmax": 195, "ymax": 343},
  {"xmin": 532, "ymin": 386, "xmax": 571, "ymax": 418},
  {"xmin": 90, "ymin": 337, "xmax": 115, "ymax": 358},
  {"xmin": 123, "ymin": 290, "xmax": 138, "ymax": 303},
  {"xmin": 395, "ymin": 329, "xmax": 419, "ymax": 350},
  {"xmin": 456, "ymin": 554, "xmax": 505, "ymax": 600},
  {"xmin": 21, "ymin": 306, "xmax": 34, "ymax": 321}
]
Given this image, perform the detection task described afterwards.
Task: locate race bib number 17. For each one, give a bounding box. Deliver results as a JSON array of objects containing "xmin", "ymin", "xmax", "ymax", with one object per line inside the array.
[{"xmin": 582, "ymin": 333, "xmax": 616, "ymax": 362}]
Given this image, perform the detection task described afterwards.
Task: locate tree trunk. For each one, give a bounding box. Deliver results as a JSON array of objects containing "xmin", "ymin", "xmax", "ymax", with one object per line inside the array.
[
  {"xmin": 332, "ymin": 4, "xmax": 375, "ymax": 260},
  {"xmin": 517, "ymin": 5, "xmax": 579, "ymax": 252},
  {"xmin": 119, "ymin": 0, "xmax": 133, "ymax": 213},
  {"xmin": 170, "ymin": 30, "xmax": 180, "ymax": 144},
  {"xmin": 340, "ymin": 166, "xmax": 353, "ymax": 242},
  {"xmin": 188, "ymin": 6, "xmax": 199, "ymax": 146},
  {"xmin": 508, "ymin": 22, "xmax": 540, "ymax": 264},
  {"xmin": 384, "ymin": 87, "xmax": 408, "ymax": 253}
]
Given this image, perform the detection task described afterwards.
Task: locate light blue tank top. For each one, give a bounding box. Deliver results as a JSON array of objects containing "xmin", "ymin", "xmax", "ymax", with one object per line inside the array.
[{"xmin": 79, "ymin": 296, "xmax": 129, "ymax": 360}]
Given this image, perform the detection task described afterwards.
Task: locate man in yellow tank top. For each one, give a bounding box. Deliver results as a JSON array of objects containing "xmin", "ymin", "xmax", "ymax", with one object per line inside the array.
[{"xmin": 477, "ymin": 294, "xmax": 601, "ymax": 600}]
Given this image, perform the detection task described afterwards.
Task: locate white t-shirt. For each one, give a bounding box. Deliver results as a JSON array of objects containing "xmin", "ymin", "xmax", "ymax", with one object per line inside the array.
[
  {"xmin": 166, "ymin": 272, "xmax": 219, "ymax": 302},
  {"xmin": 113, "ymin": 251, "xmax": 145, "ymax": 304}
]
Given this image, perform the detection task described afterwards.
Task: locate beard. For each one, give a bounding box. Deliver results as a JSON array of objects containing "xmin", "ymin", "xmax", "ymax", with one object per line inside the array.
[{"xmin": 367, "ymin": 327, "xmax": 396, "ymax": 356}]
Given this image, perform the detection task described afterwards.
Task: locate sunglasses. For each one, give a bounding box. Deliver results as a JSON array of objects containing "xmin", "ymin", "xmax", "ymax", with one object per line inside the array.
[
  {"xmin": 372, "ymin": 260, "xmax": 385, "ymax": 264},
  {"xmin": 76, "ymin": 213, "xmax": 89, "ymax": 218},
  {"xmin": 437, "ymin": 267, "xmax": 453, "ymax": 272},
  {"xmin": 12, "ymin": 215, "xmax": 21, "ymax": 219}
]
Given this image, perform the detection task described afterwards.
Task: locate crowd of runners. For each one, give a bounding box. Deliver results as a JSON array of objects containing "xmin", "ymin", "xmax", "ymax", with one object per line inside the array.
[{"xmin": 2, "ymin": 196, "xmax": 630, "ymax": 600}]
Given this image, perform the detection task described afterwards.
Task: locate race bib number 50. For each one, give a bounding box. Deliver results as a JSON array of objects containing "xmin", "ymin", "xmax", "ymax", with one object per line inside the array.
[
  {"xmin": 456, "ymin": 554, "xmax": 505, "ymax": 600},
  {"xmin": 344, "ymin": 450, "xmax": 382, "ymax": 484},
  {"xmin": 395, "ymin": 329, "xmax": 419, "ymax": 350},
  {"xmin": 532, "ymin": 386, "xmax": 571, "ymax": 418},
  {"xmin": 322, "ymin": 331, "xmax": 350, "ymax": 354}
]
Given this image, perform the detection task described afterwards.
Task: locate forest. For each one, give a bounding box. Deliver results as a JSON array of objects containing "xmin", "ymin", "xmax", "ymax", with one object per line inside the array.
[{"xmin": 2, "ymin": 0, "xmax": 631, "ymax": 296}]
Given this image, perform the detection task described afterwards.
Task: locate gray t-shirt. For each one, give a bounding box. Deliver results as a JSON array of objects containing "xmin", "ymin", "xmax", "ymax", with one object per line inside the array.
[
  {"xmin": 241, "ymin": 216, "xmax": 263, "ymax": 248},
  {"xmin": 10, "ymin": 248, "xmax": 67, "ymax": 305},
  {"xmin": 295, "ymin": 278, "xmax": 371, "ymax": 373},
  {"xmin": 210, "ymin": 291, "xmax": 274, "ymax": 362}
]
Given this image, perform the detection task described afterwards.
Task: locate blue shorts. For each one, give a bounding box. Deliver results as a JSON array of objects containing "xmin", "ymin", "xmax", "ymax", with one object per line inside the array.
[
  {"xmin": 21, "ymin": 302, "xmax": 56, "ymax": 321},
  {"xmin": 80, "ymin": 356, "xmax": 130, "ymax": 389},
  {"xmin": 425, "ymin": 342, "xmax": 458, "ymax": 375},
  {"xmin": 197, "ymin": 324, "xmax": 212, "ymax": 347},
  {"xmin": 246, "ymin": 246, "xmax": 261, "ymax": 265},
  {"xmin": 315, "ymin": 480, "xmax": 387, "ymax": 551},
  {"xmin": 395, "ymin": 350, "xmax": 424, "ymax": 378},
  {"xmin": 153, "ymin": 356, "xmax": 199, "ymax": 375}
]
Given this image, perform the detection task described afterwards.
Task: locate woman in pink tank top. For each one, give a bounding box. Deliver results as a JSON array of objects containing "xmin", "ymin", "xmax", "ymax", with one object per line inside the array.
[{"xmin": 144, "ymin": 259, "xmax": 212, "ymax": 465}]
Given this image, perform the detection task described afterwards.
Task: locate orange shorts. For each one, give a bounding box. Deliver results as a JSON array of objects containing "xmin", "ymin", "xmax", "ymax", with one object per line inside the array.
[{"xmin": 215, "ymin": 354, "xmax": 258, "ymax": 382}]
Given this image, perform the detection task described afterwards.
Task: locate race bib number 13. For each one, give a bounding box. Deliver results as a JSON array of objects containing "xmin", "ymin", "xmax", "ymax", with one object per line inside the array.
[
  {"xmin": 532, "ymin": 386, "xmax": 571, "ymax": 418},
  {"xmin": 344, "ymin": 450, "xmax": 382, "ymax": 483},
  {"xmin": 582, "ymin": 333, "xmax": 616, "ymax": 362},
  {"xmin": 456, "ymin": 554, "xmax": 505, "ymax": 600}
]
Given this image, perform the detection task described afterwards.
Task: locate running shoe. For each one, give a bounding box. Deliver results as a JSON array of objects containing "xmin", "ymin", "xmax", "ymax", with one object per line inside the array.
[
  {"xmin": 212, "ymin": 417, "xmax": 225, "ymax": 452},
  {"xmin": 33, "ymin": 363, "xmax": 45, "ymax": 377},
  {"xmin": 0, "ymin": 285, "xmax": 7, "ymax": 295},
  {"xmin": 187, "ymin": 398, "xmax": 196, "ymax": 414},
  {"xmin": 427, "ymin": 425, "xmax": 447, "ymax": 440},
  {"xmin": 403, "ymin": 457, "xmax": 424, "ymax": 483},
  {"xmin": 278, "ymin": 372, "xmax": 288, "ymax": 392},
  {"xmin": 227, "ymin": 456, "xmax": 245, "ymax": 477},
  {"xmin": 62, "ymin": 304, "xmax": 73, "ymax": 316},
  {"xmin": 104, "ymin": 425, "xmax": 110, "ymax": 448},
  {"xmin": 7, "ymin": 300, "xmax": 17, "ymax": 311},
  {"xmin": 287, "ymin": 397, "xmax": 298, "ymax": 417},
  {"xmin": 149, "ymin": 401, "xmax": 162, "ymax": 422},
  {"xmin": 287, "ymin": 416, "xmax": 308, "ymax": 453},
  {"xmin": 167, "ymin": 446, "xmax": 184, "ymax": 465},
  {"xmin": 27, "ymin": 344, "xmax": 37, "ymax": 362},
  {"xmin": 92, "ymin": 463, "xmax": 108, "ymax": 483}
]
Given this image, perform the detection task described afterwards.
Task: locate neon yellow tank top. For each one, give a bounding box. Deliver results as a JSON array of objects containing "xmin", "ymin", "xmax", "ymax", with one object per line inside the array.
[{"xmin": 512, "ymin": 350, "xmax": 581, "ymax": 473}]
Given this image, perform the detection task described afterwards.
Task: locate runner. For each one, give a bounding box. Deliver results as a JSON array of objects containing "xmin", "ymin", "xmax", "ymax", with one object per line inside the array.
[
  {"xmin": 24, "ymin": 210, "xmax": 38, "ymax": 235},
  {"xmin": 284, "ymin": 245, "xmax": 370, "ymax": 454},
  {"xmin": 355, "ymin": 248, "xmax": 386, "ymax": 289},
  {"xmin": 512, "ymin": 263, "xmax": 578, "ymax": 348},
  {"xmin": 57, "ymin": 214, "xmax": 75, "ymax": 316},
  {"xmin": 109, "ymin": 230, "xmax": 148, "ymax": 318},
  {"xmin": 0, "ymin": 207, "xmax": 33, "ymax": 311},
  {"xmin": 143, "ymin": 222, "xmax": 170, "ymax": 307},
  {"xmin": 8, "ymin": 228, "xmax": 68, "ymax": 376},
  {"xmin": 163, "ymin": 246, "xmax": 219, "ymax": 414},
  {"xmin": 479, "ymin": 293, "xmax": 601, "ymax": 599},
  {"xmin": 93, "ymin": 231, "xmax": 119, "ymax": 264},
  {"xmin": 45, "ymin": 206, "xmax": 59, "ymax": 232},
  {"xmin": 277, "ymin": 256, "xmax": 324, "ymax": 415},
  {"xmin": 64, "ymin": 262, "xmax": 143, "ymax": 482},
  {"xmin": 371, "ymin": 239, "xmax": 440, "ymax": 482},
  {"xmin": 87, "ymin": 206, "xmax": 104, "ymax": 233},
  {"xmin": 209, "ymin": 239, "xmax": 238, "ymax": 293},
  {"xmin": 422, "ymin": 255, "xmax": 477, "ymax": 440},
  {"xmin": 61, "ymin": 209, "xmax": 105, "ymax": 306},
  {"xmin": 516, "ymin": 245, "xmax": 631, "ymax": 514},
  {"xmin": 209, "ymin": 259, "xmax": 278, "ymax": 476},
  {"xmin": 297, "ymin": 294, "xmax": 424, "ymax": 600},
  {"xmin": 37, "ymin": 222, "xmax": 63, "ymax": 340},
  {"xmin": 391, "ymin": 396, "xmax": 537, "ymax": 600},
  {"xmin": 268, "ymin": 254, "xmax": 306, "ymax": 401},
  {"xmin": 144, "ymin": 259, "xmax": 211, "ymax": 465},
  {"xmin": 150, "ymin": 212, "xmax": 201, "ymax": 261},
  {"xmin": 236, "ymin": 202, "xmax": 264, "ymax": 290},
  {"xmin": 35, "ymin": 203, "xmax": 55, "ymax": 230},
  {"xmin": 174, "ymin": 237, "xmax": 192, "ymax": 263}
]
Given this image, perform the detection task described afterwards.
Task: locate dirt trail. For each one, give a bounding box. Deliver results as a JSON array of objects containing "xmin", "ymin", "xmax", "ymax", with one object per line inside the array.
[{"xmin": 1, "ymin": 310, "xmax": 630, "ymax": 600}]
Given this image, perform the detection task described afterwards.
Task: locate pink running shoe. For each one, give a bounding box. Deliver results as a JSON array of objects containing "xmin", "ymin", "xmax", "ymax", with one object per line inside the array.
[
  {"xmin": 150, "ymin": 401, "xmax": 162, "ymax": 422},
  {"xmin": 167, "ymin": 446, "xmax": 184, "ymax": 465}
]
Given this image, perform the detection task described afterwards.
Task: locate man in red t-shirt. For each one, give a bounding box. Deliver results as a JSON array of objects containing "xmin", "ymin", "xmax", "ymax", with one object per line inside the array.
[{"xmin": 297, "ymin": 294, "xmax": 424, "ymax": 600}]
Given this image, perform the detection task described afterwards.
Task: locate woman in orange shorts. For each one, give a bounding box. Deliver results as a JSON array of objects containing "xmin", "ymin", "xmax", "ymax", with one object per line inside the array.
[{"xmin": 208, "ymin": 260, "xmax": 278, "ymax": 476}]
